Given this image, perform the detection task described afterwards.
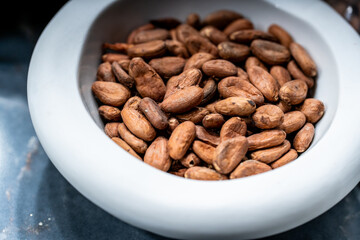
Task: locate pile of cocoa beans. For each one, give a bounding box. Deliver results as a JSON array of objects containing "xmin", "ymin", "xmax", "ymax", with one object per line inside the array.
[{"xmin": 92, "ymin": 10, "xmax": 325, "ymax": 181}]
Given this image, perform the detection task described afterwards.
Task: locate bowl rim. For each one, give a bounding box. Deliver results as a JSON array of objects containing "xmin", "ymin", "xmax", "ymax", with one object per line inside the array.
[{"xmin": 27, "ymin": 0, "xmax": 360, "ymax": 238}]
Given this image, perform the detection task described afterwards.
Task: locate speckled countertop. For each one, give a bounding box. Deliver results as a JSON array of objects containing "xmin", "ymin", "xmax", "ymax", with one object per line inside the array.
[{"xmin": 0, "ymin": 1, "xmax": 360, "ymax": 239}]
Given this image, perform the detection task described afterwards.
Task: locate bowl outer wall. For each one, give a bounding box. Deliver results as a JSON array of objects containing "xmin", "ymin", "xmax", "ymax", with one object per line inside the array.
[{"xmin": 27, "ymin": 0, "xmax": 360, "ymax": 239}]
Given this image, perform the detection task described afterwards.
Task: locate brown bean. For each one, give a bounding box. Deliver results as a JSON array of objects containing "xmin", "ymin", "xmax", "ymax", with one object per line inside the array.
[
  {"xmin": 97, "ymin": 62, "xmax": 116, "ymax": 82},
  {"xmin": 276, "ymin": 100, "xmax": 292, "ymax": 113},
  {"xmin": 289, "ymin": 42, "xmax": 317, "ymax": 77},
  {"xmin": 213, "ymin": 136, "xmax": 249, "ymax": 174},
  {"xmin": 200, "ymin": 78, "xmax": 217, "ymax": 105},
  {"xmin": 205, "ymin": 101, "xmax": 219, "ymax": 114},
  {"xmin": 230, "ymin": 160, "xmax": 271, "ymax": 179},
  {"xmin": 129, "ymin": 57, "xmax": 166, "ymax": 102},
  {"xmin": 287, "ymin": 60, "xmax": 314, "ymax": 88},
  {"xmin": 164, "ymin": 68, "xmax": 202, "ymax": 99},
  {"xmin": 195, "ymin": 125, "xmax": 220, "ymax": 146},
  {"xmin": 127, "ymin": 23, "xmax": 155, "ymax": 44},
  {"xmin": 279, "ymin": 111, "xmax": 306, "ymax": 134},
  {"xmin": 251, "ymin": 39, "xmax": 291, "ymax": 65},
  {"xmin": 168, "ymin": 117, "xmax": 179, "ymax": 132},
  {"xmin": 180, "ymin": 152, "xmax": 201, "ymax": 168},
  {"xmin": 293, "ymin": 123, "xmax": 315, "ymax": 153},
  {"xmin": 170, "ymin": 158, "xmax": 185, "ymax": 172},
  {"xmin": 218, "ymin": 77, "xmax": 264, "ymax": 106},
  {"xmin": 279, "ymin": 80, "xmax": 308, "ymax": 105},
  {"xmin": 98, "ymin": 105, "xmax": 121, "ymax": 122},
  {"xmin": 247, "ymin": 129, "xmax": 286, "ymax": 151},
  {"xmin": 103, "ymin": 42, "xmax": 133, "ymax": 52},
  {"xmin": 202, "ymin": 59, "xmax": 237, "ymax": 78},
  {"xmin": 200, "ymin": 26, "xmax": 228, "ymax": 45},
  {"xmin": 102, "ymin": 53, "xmax": 129, "ymax": 63},
  {"xmin": 215, "ymin": 97, "xmax": 256, "ymax": 116},
  {"xmin": 112, "ymin": 137, "xmax": 141, "ymax": 160},
  {"xmin": 121, "ymin": 97, "xmax": 156, "ymax": 142},
  {"xmin": 220, "ymin": 117, "xmax": 247, "ymax": 142},
  {"xmin": 268, "ymin": 24, "xmax": 293, "ymax": 48},
  {"xmin": 124, "ymin": 96, "xmax": 141, "ymax": 109},
  {"xmin": 299, "ymin": 98, "xmax": 325, "ymax": 124},
  {"xmin": 270, "ymin": 66, "xmax": 291, "ymax": 87},
  {"xmin": 243, "ymin": 117, "xmax": 254, "ymax": 128},
  {"xmin": 176, "ymin": 24, "xmax": 201, "ymax": 44},
  {"xmin": 133, "ymin": 29, "xmax": 169, "ymax": 44},
  {"xmin": 271, "ymin": 149, "xmax": 298, "ymax": 169},
  {"xmin": 170, "ymin": 28, "xmax": 178, "ymax": 41},
  {"xmin": 139, "ymin": 97, "xmax": 168, "ymax": 130},
  {"xmin": 104, "ymin": 43, "xmax": 128, "ymax": 53},
  {"xmin": 185, "ymin": 35, "xmax": 218, "ymax": 56},
  {"xmin": 165, "ymin": 40, "xmax": 190, "ymax": 58},
  {"xmin": 161, "ymin": 86, "xmax": 204, "ymax": 113},
  {"xmin": 202, "ymin": 113, "xmax": 225, "ymax": 129},
  {"xmin": 184, "ymin": 166, "xmax": 227, "ymax": 180},
  {"xmin": 117, "ymin": 59, "xmax": 130, "ymax": 72},
  {"xmin": 186, "ymin": 13, "xmax": 201, "ymax": 29},
  {"xmin": 168, "ymin": 121, "xmax": 196, "ymax": 160},
  {"xmin": 118, "ymin": 123, "xmax": 148, "ymax": 154},
  {"xmin": 251, "ymin": 140, "xmax": 291, "ymax": 164},
  {"xmin": 224, "ymin": 19, "xmax": 254, "ymax": 36},
  {"xmin": 248, "ymin": 66, "xmax": 279, "ymax": 102},
  {"xmin": 92, "ymin": 81, "xmax": 131, "ymax": 107},
  {"xmin": 184, "ymin": 52, "xmax": 216, "ymax": 70},
  {"xmin": 218, "ymin": 41, "xmax": 250, "ymax": 63},
  {"xmin": 245, "ymin": 56, "xmax": 267, "ymax": 72},
  {"xmin": 252, "ymin": 105, "xmax": 284, "ymax": 129},
  {"xmin": 104, "ymin": 122, "xmax": 120, "ymax": 138},
  {"xmin": 112, "ymin": 61, "xmax": 135, "ymax": 88},
  {"xmin": 127, "ymin": 40, "xmax": 166, "ymax": 58},
  {"xmin": 230, "ymin": 30, "xmax": 277, "ymax": 43},
  {"xmin": 202, "ymin": 10, "xmax": 243, "ymax": 29},
  {"xmin": 237, "ymin": 67, "xmax": 249, "ymax": 81},
  {"xmin": 170, "ymin": 168, "xmax": 187, "ymax": 177},
  {"xmin": 192, "ymin": 140, "xmax": 215, "ymax": 164},
  {"xmin": 144, "ymin": 137, "xmax": 171, "ymax": 171},
  {"xmin": 176, "ymin": 107, "xmax": 209, "ymax": 124},
  {"xmin": 149, "ymin": 56, "xmax": 186, "ymax": 79}
]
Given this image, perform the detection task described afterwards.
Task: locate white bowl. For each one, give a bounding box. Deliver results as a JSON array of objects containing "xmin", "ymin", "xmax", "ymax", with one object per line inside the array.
[{"xmin": 27, "ymin": 0, "xmax": 360, "ymax": 239}]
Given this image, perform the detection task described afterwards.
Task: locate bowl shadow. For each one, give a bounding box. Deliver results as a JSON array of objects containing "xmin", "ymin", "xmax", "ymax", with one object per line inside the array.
[{"xmin": 33, "ymin": 162, "xmax": 168, "ymax": 240}]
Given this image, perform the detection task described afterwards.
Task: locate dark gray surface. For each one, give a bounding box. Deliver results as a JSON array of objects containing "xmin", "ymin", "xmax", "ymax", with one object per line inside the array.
[{"xmin": 1, "ymin": 3, "xmax": 360, "ymax": 240}]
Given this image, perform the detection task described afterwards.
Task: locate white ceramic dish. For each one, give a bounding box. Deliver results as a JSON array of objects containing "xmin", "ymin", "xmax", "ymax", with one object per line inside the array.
[{"xmin": 28, "ymin": 0, "xmax": 360, "ymax": 239}]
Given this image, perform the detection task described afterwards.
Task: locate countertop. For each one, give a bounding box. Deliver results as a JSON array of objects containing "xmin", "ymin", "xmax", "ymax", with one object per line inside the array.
[{"xmin": 0, "ymin": 1, "xmax": 360, "ymax": 239}]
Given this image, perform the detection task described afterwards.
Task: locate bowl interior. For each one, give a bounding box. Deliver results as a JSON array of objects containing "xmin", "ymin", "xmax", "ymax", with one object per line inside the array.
[{"xmin": 78, "ymin": 0, "xmax": 338, "ymax": 165}]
